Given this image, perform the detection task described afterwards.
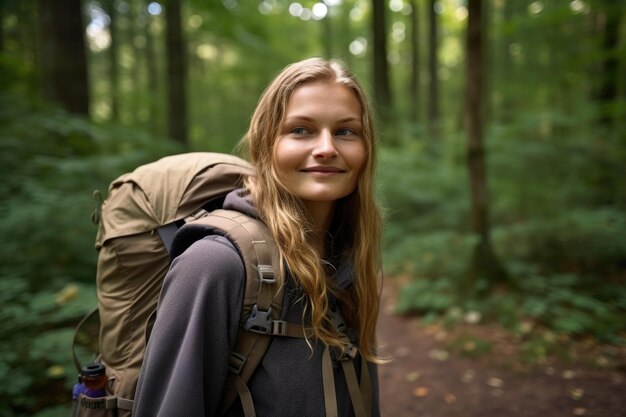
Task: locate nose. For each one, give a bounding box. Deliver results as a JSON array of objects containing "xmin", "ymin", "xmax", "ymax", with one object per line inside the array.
[{"xmin": 313, "ymin": 130, "xmax": 338, "ymax": 159}]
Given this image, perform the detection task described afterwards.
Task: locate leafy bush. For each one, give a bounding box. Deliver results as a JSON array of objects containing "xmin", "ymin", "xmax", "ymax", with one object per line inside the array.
[{"xmin": 0, "ymin": 91, "xmax": 182, "ymax": 415}]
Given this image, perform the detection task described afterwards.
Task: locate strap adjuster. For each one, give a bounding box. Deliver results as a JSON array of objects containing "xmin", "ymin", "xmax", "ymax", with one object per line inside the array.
[
  {"xmin": 330, "ymin": 344, "xmax": 359, "ymax": 362},
  {"xmin": 257, "ymin": 265, "xmax": 275, "ymax": 283},
  {"xmin": 228, "ymin": 352, "xmax": 246, "ymax": 374},
  {"xmin": 271, "ymin": 320, "xmax": 287, "ymax": 336}
]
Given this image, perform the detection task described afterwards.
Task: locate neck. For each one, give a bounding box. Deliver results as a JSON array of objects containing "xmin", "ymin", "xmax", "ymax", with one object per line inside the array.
[{"xmin": 304, "ymin": 200, "xmax": 336, "ymax": 252}]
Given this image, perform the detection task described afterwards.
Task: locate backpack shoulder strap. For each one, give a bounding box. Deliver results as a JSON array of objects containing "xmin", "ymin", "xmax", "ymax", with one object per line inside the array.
[{"xmin": 173, "ymin": 209, "xmax": 307, "ymax": 416}]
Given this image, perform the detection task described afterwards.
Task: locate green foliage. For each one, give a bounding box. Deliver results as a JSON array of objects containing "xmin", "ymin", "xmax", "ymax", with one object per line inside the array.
[
  {"xmin": 382, "ymin": 114, "xmax": 626, "ymax": 351},
  {"xmin": 0, "ymin": 85, "xmax": 181, "ymax": 414}
]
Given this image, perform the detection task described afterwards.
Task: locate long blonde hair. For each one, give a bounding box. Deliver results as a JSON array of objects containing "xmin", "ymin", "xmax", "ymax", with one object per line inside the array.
[{"xmin": 240, "ymin": 58, "xmax": 382, "ymax": 361}]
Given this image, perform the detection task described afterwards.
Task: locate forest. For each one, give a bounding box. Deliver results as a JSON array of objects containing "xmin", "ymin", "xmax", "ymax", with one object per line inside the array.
[{"xmin": 0, "ymin": 0, "xmax": 625, "ymax": 416}]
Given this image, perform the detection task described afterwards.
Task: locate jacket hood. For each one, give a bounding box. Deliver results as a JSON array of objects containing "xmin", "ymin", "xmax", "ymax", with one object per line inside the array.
[{"xmin": 223, "ymin": 188, "xmax": 259, "ymax": 219}]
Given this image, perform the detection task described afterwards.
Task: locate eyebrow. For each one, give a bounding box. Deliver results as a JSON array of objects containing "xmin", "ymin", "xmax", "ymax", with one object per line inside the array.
[{"xmin": 285, "ymin": 115, "xmax": 362, "ymax": 124}]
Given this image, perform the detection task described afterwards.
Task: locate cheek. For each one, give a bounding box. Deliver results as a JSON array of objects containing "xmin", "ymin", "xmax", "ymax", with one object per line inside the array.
[
  {"xmin": 272, "ymin": 138, "xmax": 300, "ymax": 179},
  {"xmin": 348, "ymin": 142, "xmax": 368, "ymax": 175}
]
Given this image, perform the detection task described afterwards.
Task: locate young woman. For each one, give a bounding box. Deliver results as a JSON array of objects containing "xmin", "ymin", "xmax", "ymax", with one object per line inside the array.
[{"xmin": 133, "ymin": 58, "xmax": 383, "ymax": 417}]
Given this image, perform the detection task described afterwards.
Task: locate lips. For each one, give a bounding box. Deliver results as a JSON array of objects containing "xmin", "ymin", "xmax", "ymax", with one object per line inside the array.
[{"xmin": 300, "ymin": 166, "xmax": 346, "ymax": 173}]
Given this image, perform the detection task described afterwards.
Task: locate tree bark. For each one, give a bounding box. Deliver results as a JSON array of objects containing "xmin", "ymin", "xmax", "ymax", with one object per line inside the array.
[
  {"xmin": 371, "ymin": 0, "xmax": 392, "ymax": 115},
  {"xmin": 323, "ymin": 14, "xmax": 333, "ymax": 59},
  {"xmin": 464, "ymin": 0, "xmax": 507, "ymax": 292},
  {"xmin": 408, "ymin": 0, "xmax": 421, "ymax": 123},
  {"xmin": 165, "ymin": 0, "xmax": 188, "ymax": 145},
  {"xmin": 596, "ymin": 0, "xmax": 621, "ymax": 127},
  {"xmin": 427, "ymin": 0, "xmax": 439, "ymax": 135},
  {"xmin": 37, "ymin": 0, "xmax": 90, "ymax": 115},
  {"xmin": 103, "ymin": 0, "xmax": 119, "ymax": 121},
  {"xmin": 144, "ymin": 2, "xmax": 160, "ymax": 136}
]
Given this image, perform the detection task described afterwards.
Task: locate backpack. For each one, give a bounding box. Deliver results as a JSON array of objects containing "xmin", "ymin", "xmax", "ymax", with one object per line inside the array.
[{"xmin": 71, "ymin": 152, "xmax": 292, "ymax": 417}]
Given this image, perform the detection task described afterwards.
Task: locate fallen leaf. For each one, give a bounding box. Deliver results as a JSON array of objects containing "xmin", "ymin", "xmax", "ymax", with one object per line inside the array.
[
  {"xmin": 569, "ymin": 388, "xmax": 584, "ymax": 400},
  {"xmin": 405, "ymin": 371, "xmax": 420, "ymax": 382},
  {"xmin": 464, "ymin": 341, "xmax": 476, "ymax": 352},
  {"xmin": 562, "ymin": 370, "xmax": 576, "ymax": 380},
  {"xmin": 487, "ymin": 377, "xmax": 504, "ymax": 388},
  {"xmin": 462, "ymin": 369, "xmax": 476, "ymax": 383},
  {"xmin": 444, "ymin": 393, "xmax": 456, "ymax": 404},
  {"xmin": 413, "ymin": 387, "xmax": 430, "ymax": 398},
  {"xmin": 428, "ymin": 349, "xmax": 449, "ymax": 361},
  {"xmin": 464, "ymin": 310, "xmax": 482, "ymax": 324},
  {"xmin": 595, "ymin": 356, "xmax": 610, "ymax": 367}
]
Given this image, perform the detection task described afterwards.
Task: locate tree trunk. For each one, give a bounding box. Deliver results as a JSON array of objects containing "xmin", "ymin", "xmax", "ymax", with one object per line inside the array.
[
  {"xmin": 427, "ymin": 0, "xmax": 439, "ymax": 135},
  {"xmin": 323, "ymin": 14, "xmax": 333, "ymax": 59},
  {"xmin": 596, "ymin": 0, "xmax": 621, "ymax": 127},
  {"xmin": 464, "ymin": 0, "xmax": 507, "ymax": 293},
  {"xmin": 408, "ymin": 0, "xmax": 421, "ymax": 123},
  {"xmin": 341, "ymin": 7, "xmax": 353, "ymax": 68},
  {"xmin": 103, "ymin": 0, "xmax": 119, "ymax": 121},
  {"xmin": 371, "ymin": 0, "xmax": 392, "ymax": 115},
  {"xmin": 145, "ymin": 2, "xmax": 160, "ymax": 136},
  {"xmin": 0, "ymin": 2, "xmax": 4, "ymax": 54},
  {"xmin": 165, "ymin": 0, "xmax": 188, "ymax": 146},
  {"xmin": 37, "ymin": 0, "xmax": 89, "ymax": 115}
]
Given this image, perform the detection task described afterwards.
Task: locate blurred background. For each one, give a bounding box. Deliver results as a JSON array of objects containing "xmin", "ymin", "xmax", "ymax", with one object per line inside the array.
[{"xmin": 0, "ymin": 0, "xmax": 624, "ymax": 416}]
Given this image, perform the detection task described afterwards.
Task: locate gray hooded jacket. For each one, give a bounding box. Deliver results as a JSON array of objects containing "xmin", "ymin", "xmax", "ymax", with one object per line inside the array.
[{"xmin": 132, "ymin": 190, "xmax": 380, "ymax": 417}]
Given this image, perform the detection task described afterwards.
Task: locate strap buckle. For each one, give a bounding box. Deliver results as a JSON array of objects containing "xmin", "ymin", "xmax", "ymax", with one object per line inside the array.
[
  {"xmin": 243, "ymin": 304, "xmax": 272, "ymax": 334},
  {"xmin": 330, "ymin": 344, "xmax": 359, "ymax": 362}
]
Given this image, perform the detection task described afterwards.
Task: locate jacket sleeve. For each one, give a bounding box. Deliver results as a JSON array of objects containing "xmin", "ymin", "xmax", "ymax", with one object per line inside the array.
[{"xmin": 132, "ymin": 235, "xmax": 245, "ymax": 417}]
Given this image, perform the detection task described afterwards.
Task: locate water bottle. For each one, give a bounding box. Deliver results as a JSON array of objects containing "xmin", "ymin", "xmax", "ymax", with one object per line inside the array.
[
  {"xmin": 71, "ymin": 363, "xmax": 108, "ymax": 416},
  {"xmin": 73, "ymin": 363, "xmax": 108, "ymax": 398}
]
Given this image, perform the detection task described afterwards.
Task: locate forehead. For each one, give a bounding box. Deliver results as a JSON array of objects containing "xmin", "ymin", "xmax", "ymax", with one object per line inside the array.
[{"xmin": 285, "ymin": 81, "xmax": 362, "ymax": 119}]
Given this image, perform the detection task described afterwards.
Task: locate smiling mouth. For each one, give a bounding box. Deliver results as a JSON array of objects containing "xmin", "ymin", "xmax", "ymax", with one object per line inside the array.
[{"xmin": 301, "ymin": 166, "xmax": 346, "ymax": 173}]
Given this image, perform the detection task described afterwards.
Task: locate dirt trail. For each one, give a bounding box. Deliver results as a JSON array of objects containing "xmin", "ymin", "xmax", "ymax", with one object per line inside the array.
[{"xmin": 376, "ymin": 279, "xmax": 625, "ymax": 417}]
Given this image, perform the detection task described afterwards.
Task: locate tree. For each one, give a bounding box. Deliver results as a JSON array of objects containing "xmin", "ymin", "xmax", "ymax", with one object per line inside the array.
[
  {"xmin": 371, "ymin": 0, "xmax": 392, "ymax": 115},
  {"xmin": 464, "ymin": 0, "xmax": 507, "ymax": 292},
  {"xmin": 408, "ymin": 0, "xmax": 421, "ymax": 123},
  {"xmin": 103, "ymin": 0, "xmax": 120, "ymax": 121},
  {"xmin": 37, "ymin": 0, "xmax": 89, "ymax": 115},
  {"xmin": 427, "ymin": 0, "xmax": 439, "ymax": 135},
  {"xmin": 144, "ymin": 1, "xmax": 161, "ymax": 135},
  {"xmin": 164, "ymin": 0, "xmax": 188, "ymax": 145},
  {"xmin": 595, "ymin": 0, "xmax": 621, "ymax": 127}
]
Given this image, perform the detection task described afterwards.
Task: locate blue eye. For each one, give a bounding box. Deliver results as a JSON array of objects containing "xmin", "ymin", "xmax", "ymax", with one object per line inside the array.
[
  {"xmin": 336, "ymin": 128, "xmax": 356, "ymax": 136},
  {"xmin": 291, "ymin": 127, "xmax": 309, "ymax": 135}
]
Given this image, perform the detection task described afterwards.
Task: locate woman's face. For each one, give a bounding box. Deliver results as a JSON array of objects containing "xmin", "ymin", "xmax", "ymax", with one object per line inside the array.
[{"xmin": 273, "ymin": 80, "xmax": 366, "ymax": 212}]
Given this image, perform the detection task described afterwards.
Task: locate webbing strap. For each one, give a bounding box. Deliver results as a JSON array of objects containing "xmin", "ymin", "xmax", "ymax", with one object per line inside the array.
[
  {"xmin": 117, "ymin": 397, "xmax": 134, "ymax": 411},
  {"xmin": 72, "ymin": 306, "xmax": 99, "ymax": 373},
  {"xmin": 232, "ymin": 375, "xmax": 256, "ymax": 417},
  {"xmin": 322, "ymin": 346, "xmax": 339, "ymax": 417},
  {"xmin": 341, "ymin": 360, "xmax": 367, "ymax": 417},
  {"xmin": 252, "ymin": 240, "xmax": 274, "ymax": 312},
  {"xmin": 360, "ymin": 357, "xmax": 372, "ymax": 417}
]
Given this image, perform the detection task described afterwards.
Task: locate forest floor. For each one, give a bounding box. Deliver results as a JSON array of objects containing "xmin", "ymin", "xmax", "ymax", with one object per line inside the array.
[{"xmin": 376, "ymin": 277, "xmax": 626, "ymax": 417}]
